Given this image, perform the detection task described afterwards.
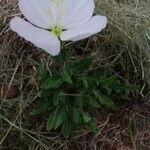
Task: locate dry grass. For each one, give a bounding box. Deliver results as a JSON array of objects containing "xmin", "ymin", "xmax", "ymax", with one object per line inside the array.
[{"xmin": 0, "ymin": 0, "xmax": 150, "ymax": 149}]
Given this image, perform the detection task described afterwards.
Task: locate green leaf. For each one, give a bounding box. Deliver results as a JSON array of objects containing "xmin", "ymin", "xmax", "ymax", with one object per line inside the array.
[
  {"xmin": 98, "ymin": 75, "xmax": 133, "ymax": 93},
  {"xmin": 72, "ymin": 56, "xmax": 94, "ymax": 73},
  {"xmin": 82, "ymin": 112, "xmax": 92, "ymax": 123},
  {"xmin": 110, "ymin": 82, "xmax": 133, "ymax": 93},
  {"xmin": 36, "ymin": 54, "xmax": 133, "ymax": 137},
  {"xmin": 103, "ymin": 86, "xmax": 112, "ymax": 95},
  {"xmin": 53, "ymin": 94, "xmax": 66, "ymax": 106},
  {"xmin": 47, "ymin": 108, "xmax": 63, "ymax": 130},
  {"xmin": 60, "ymin": 65, "xmax": 73, "ymax": 84},
  {"xmin": 62, "ymin": 120, "xmax": 74, "ymax": 138},
  {"xmin": 98, "ymin": 75, "xmax": 117, "ymax": 86},
  {"xmin": 37, "ymin": 63, "xmax": 48, "ymax": 81},
  {"xmin": 93, "ymin": 90, "xmax": 117, "ymax": 110},
  {"xmin": 83, "ymin": 78, "xmax": 89, "ymax": 88},
  {"xmin": 54, "ymin": 49, "xmax": 73, "ymax": 64},
  {"xmin": 75, "ymin": 96, "xmax": 85, "ymax": 109},
  {"xmin": 53, "ymin": 94, "xmax": 60, "ymax": 106},
  {"xmin": 54, "ymin": 50, "xmax": 67, "ymax": 64},
  {"xmin": 86, "ymin": 121, "xmax": 98, "ymax": 134},
  {"xmin": 47, "ymin": 114, "xmax": 55, "ymax": 131},
  {"xmin": 54, "ymin": 113, "xmax": 63, "ymax": 130},
  {"xmin": 42, "ymin": 75, "xmax": 63, "ymax": 89},
  {"xmin": 89, "ymin": 98, "xmax": 101, "ymax": 108},
  {"xmin": 72, "ymin": 108, "xmax": 80, "ymax": 123},
  {"xmin": 31, "ymin": 100, "xmax": 52, "ymax": 115}
]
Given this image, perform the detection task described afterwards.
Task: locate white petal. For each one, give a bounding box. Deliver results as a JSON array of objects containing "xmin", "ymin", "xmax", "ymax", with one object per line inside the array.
[
  {"xmin": 10, "ymin": 17, "xmax": 60, "ymax": 56},
  {"xmin": 19, "ymin": 0, "xmax": 58, "ymax": 29},
  {"xmin": 60, "ymin": 15, "xmax": 107, "ymax": 41},
  {"xmin": 58, "ymin": 0, "xmax": 94, "ymax": 29}
]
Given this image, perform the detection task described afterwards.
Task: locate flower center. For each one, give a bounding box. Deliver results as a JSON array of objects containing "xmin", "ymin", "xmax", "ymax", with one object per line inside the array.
[{"xmin": 52, "ymin": 26, "xmax": 63, "ymax": 37}]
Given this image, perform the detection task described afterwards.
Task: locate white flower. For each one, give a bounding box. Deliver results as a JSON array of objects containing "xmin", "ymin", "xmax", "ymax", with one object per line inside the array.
[{"xmin": 10, "ymin": 0, "xmax": 107, "ymax": 56}]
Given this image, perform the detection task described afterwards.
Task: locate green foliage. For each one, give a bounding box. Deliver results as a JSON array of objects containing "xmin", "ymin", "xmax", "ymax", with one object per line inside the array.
[{"xmin": 32, "ymin": 51, "xmax": 133, "ymax": 137}]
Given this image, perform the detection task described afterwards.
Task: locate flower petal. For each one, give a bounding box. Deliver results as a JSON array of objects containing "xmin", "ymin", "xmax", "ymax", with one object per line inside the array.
[
  {"xmin": 59, "ymin": 0, "xmax": 94, "ymax": 29},
  {"xmin": 60, "ymin": 15, "xmax": 107, "ymax": 41},
  {"xmin": 19, "ymin": 0, "xmax": 58, "ymax": 29},
  {"xmin": 10, "ymin": 17, "xmax": 60, "ymax": 56}
]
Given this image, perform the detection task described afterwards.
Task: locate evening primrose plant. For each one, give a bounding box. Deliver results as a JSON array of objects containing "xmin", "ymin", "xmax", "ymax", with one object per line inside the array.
[
  {"xmin": 10, "ymin": 0, "xmax": 132, "ymax": 137},
  {"xmin": 33, "ymin": 51, "xmax": 132, "ymax": 137},
  {"xmin": 10, "ymin": 0, "xmax": 107, "ymax": 56}
]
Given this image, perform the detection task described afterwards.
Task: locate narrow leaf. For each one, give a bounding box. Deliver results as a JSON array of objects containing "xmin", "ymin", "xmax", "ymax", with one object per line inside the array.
[
  {"xmin": 42, "ymin": 75, "xmax": 63, "ymax": 89},
  {"xmin": 93, "ymin": 90, "xmax": 117, "ymax": 110},
  {"xmin": 47, "ymin": 107, "xmax": 64, "ymax": 130},
  {"xmin": 62, "ymin": 120, "xmax": 74, "ymax": 138},
  {"xmin": 60, "ymin": 65, "xmax": 73, "ymax": 84},
  {"xmin": 72, "ymin": 56, "xmax": 94, "ymax": 72},
  {"xmin": 72, "ymin": 108, "xmax": 80, "ymax": 123}
]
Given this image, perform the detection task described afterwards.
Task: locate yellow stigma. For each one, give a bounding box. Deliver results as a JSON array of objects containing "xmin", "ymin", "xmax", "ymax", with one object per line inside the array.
[{"xmin": 52, "ymin": 26, "xmax": 63, "ymax": 37}]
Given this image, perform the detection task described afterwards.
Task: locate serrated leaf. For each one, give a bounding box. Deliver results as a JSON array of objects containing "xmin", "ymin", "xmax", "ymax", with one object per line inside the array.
[
  {"xmin": 93, "ymin": 90, "xmax": 117, "ymax": 110},
  {"xmin": 62, "ymin": 120, "xmax": 74, "ymax": 138},
  {"xmin": 72, "ymin": 108, "xmax": 80, "ymax": 123},
  {"xmin": 54, "ymin": 113, "xmax": 63, "ymax": 130},
  {"xmin": 98, "ymin": 75, "xmax": 117, "ymax": 85},
  {"xmin": 110, "ymin": 82, "xmax": 133, "ymax": 93},
  {"xmin": 60, "ymin": 65, "xmax": 73, "ymax": 84},
  {"xmin": 47, "ymin": 108, "xmax": 63, "ymax": 130},
  {"xmin": 72, "ymin": 56, "xmax": 94, "ymax": 73},
  {"xmin": 99, "ymin": 75, "xmax": 133, "ymax": 93},
  {"xmin": 42, "ymin": 75, "xmax": 63, "ymax": 89}
]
